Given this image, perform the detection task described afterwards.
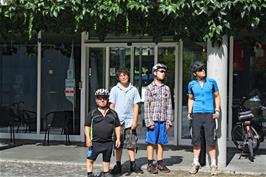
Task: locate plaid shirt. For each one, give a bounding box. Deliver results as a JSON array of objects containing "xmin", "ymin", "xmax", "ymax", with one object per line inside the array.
[{"xmin": 144, "ymin": 81, "xmax": 173, "ymax": 127}]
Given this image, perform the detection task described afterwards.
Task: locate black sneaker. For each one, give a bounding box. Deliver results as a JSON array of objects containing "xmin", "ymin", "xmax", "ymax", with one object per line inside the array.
[
  {"xmin": 87, "ymin": 172, "xmax": 94, "ymax": 177},
  {"xmin": 147, "ymin": 163, "xmax": 158, "ymax": 174},
  {"xmin": 125, "ymin": 164, "xmax": 144, "ymax": 176},
  {"xmin": 130, "ymin": 164, "xmax": 143, "ymax": 173},
  {"xmin": 110, "ymin": 165, "xmax": 122, "ymax": 175},
  {"xmin": 100, "ymin": 172, "xmax": 113, "ymax": 177},
  {"xmin": 156, "ymin": 162, "xmax": 170, "ymax": 173}
]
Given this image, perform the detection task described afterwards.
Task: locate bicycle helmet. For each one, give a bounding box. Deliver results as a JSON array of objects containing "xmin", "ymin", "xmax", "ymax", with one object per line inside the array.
[
  {"xmin": 190, "ymin": 61, "xmax": 205, "ymax": 73},
  {"xmin": 152, "ymin": 63, "xmax": 168, "ymax": 74},
  {"xmin": 95, "ymin": 88, "xmax": 109, "ymax": 98}
]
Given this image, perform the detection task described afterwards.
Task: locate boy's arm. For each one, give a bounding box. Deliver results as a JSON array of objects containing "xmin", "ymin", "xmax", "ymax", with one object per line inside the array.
[
  {"xmin": 110, "ymin": 103, "xmax": 115, "ymax": 110},
  {"xmin": 144, "ymin": 88, "xmax": 153, "ymax": 128},
  {"xmin": 131, "ymin": 103, "xmax": 139, "ymax": 129},
  {"xmin": 166, "ymin": 89, "xmax": 173, "ymax": 126},
  {"xmin": 114, "ymin": 126, "xmax": 121, "ymax": 148},
  {"xmin": 84, "ymin": 126, "xmax": 92, "ymax": 147}
]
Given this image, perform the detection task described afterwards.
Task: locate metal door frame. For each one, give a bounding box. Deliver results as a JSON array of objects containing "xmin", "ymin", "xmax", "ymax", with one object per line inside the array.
[{"xmin": 81, "ymin": 41, "xmax": 180, "ymax": 144}]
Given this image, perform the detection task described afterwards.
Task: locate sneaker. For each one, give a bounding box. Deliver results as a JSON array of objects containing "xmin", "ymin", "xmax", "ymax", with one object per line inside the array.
[
  {"xmin": 189, "ymin": 163, "xmax": 200, "ymax": 174},
  {"xmin": 101, "ymin": 172, "xmax": 113, "ymax": 177},
  {"xmin": 87, "ymin": 172, "xmax": 94, "ymax": 177},
  {"xmin": 147, "ymin": 163, "xmax": 158, "ymax": 174},
  {"xmin": 110, "ymin": 165, "xmax": 121, "ymax": 175},
  {"xmin": 210, "ymin": 165, "xmax": 218, "ymax": 175},
  {"xmin": 128, "ymin": 164, "xmax": 143, "ymax": 174},
  {"xmin": 156, "ymin": 162, "xmax": 171, "ymax": 173}
]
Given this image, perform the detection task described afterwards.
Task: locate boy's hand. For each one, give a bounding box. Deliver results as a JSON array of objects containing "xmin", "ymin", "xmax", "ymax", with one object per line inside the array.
[
  {"xmin": 213, "ymin": 110, "xmax": 220, "ymax": 119},
  {"xmin": 166, "ymin": 122, "xmax": 172, "ymax": 130},
  {"xmin": 115, "ymin": 140, "xmax": 121, "ymax": 148},
  {"xmin": 86, "ymin": 138, "xmax": 92, "ymax": 147},
  {"xmin": 149, "ymin": 123, "xmax": 155, "ymax": 130},
  {"xmin": 131, "ymin": 121, "xmax": 138, "ymax": 130}
]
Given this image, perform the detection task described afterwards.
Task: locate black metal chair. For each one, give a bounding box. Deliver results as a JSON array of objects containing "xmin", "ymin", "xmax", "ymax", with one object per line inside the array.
[
  {"xmin": 43, "ymin": 111, "xmax": 71, "ymax": 145},
  {"xmin": 0, "ymin": 106, "xmax": 16, "ymax": 143},
  {"xmin": 23, "ymin": 110, "xmax": 37, "ymax": 133}
]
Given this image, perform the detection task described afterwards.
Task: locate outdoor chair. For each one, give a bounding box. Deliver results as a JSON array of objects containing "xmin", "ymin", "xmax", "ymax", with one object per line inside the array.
[
  {"xmin": 23, "ymin": 110, "xmax": 37, "ymax": 133},
  {"xmin": 0, "ymin": 106, "xmax": 16, "ymax": 143},
  {"xmin": 43, "ymin": 111, "xmax": 71, "ymax": 145}
]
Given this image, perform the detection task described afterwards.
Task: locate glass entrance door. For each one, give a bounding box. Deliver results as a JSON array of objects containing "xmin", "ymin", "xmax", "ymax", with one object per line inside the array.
[
  {"xmin": 88, "ymin": 48, "xmax": 106, "ymax": 110},
  {"xmin": 85, "ymin": 43, "xmax": 178, "ymax": 144},
  {"xmin": 133, "ymin": 47, "xmax": 155, "ymax": 140}
]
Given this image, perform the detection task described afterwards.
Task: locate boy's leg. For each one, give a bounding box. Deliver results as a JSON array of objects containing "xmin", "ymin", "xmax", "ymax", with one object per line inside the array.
[
  {"xmin": 103, "ymin": 161, "xmax": 110, "ymax": 172},
  {"xmin": 193, "ymin": 144, "xmax": 201, "ymax": 162},
  {"xmin": 156, "ymin": 122, "xmax": 170, "ymax": 173},
  {"xmin": 147, "ymin": 143, "xmax": 158, "ymax": 174},
  {"xmin": 147, "ymin": 144, "xmax": 154, "ymax": 160},
  {"xmin": 103, "ymin": 142, "xmax": 116, "ymax": 175},
  {"xmin": 86, "ymin": 159, "xmax": 94, "ymax": 175},
  {"xmin": 156, "ymin": 143, "xmax": 163, "ymax": 161},
  {"xmin": 190, "ymin": 113, "xmax": 203, "ymax": 174},
  {"xmin": 111, "ymin": 127, "xmax": 124, "ymax": 175}
]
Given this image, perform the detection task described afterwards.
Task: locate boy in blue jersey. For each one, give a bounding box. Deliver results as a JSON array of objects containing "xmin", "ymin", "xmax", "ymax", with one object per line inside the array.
[
  {"xmin": 109, "ymin": 68, "xmax": 143, "ymax": 175},
  {"xmin": 187, "ymin": 61, "xmax": 220, "ymax": 175}
]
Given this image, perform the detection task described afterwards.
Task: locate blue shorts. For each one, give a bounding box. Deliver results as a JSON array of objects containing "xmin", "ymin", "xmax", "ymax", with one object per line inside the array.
[{"xmin": 145, "ymin": 121, "xmax": 168, "ymax": 145}]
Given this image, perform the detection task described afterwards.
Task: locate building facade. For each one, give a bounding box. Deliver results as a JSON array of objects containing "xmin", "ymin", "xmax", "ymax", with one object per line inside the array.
[{"xmin": 1, "ymin": 32, "xmax": 265, "ymax": 151}]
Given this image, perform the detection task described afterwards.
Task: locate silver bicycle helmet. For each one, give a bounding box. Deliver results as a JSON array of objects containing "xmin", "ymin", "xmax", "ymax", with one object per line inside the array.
[
  {"xmin": 95, "ymin": 88, "xmax": 109, "ymax": 98},
  {"xmin": 190, "ymin": 61, "xmax": 205, "ymax": 73},
  {"xmin": 152, "ymin": 63, "xmax": 168, "ymax": 74}
]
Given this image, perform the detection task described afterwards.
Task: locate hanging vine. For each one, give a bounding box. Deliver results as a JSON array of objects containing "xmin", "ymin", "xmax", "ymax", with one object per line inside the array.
[{"xmin": 0, "ymin": 0, "xmax": 265, "ymax": 44}]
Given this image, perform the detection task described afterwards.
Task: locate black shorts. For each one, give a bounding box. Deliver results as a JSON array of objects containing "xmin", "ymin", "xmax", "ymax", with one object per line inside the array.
[
  {"xmin": 191, "ymin": 113, "xmax": 216, "ymax": 146},
  {"xmin": 87, "ymin": 141, "xmax": 113, "ymax": 162}
]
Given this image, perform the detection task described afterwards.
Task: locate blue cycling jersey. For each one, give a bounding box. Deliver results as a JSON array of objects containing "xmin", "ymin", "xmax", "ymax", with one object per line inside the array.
[{"xmin": 188, "ymin": 77, "xmax": 219, "ymax": 113}]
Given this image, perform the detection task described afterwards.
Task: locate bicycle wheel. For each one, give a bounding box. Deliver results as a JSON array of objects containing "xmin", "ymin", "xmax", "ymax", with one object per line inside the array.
[
  {"xmin": 247, "ymin": 138, "xmax": 254, "ymax": 162},
  {"xmin": 231, "ymin": 124, "xmax": 244, "ymax": 150},
  {"xmin": 249, "ymin": 126, "xmax": 260, "ymax": 152}
]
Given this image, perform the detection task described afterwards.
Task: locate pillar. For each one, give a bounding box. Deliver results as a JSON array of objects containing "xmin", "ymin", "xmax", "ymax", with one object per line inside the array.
[{"xmin": 207, "ymin": 35, "xmax": 228, "ymax": 167}]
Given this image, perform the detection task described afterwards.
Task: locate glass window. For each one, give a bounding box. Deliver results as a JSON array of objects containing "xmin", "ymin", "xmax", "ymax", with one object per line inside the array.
[
  {"xmin": 181, "ymin": 41, "xmax": 207, "ymax": 139},
  {"xmin": 158, "ymin": 47, "xmax": 176, "ymax": 140},
  {"xmin": 88, "ymin": 48, "xmax": 106, "ymax": 110},
  {"xmin": 134, "ymin": 47, "xmax": 154, "ymax": 139},
  {"xmin": 233, "ymin": 39, "xmax": 266, "ymax": 140},
  {"xmin": 0, "ymin": 37, "xmax": 37, "ymax": 133},
  {"xmin": 41, "ymin": 33, "xmax": 81, "ymax": 135},
  {"xmin": 109, "ymin": 47, "xmax": 131, "ymax": 88}
]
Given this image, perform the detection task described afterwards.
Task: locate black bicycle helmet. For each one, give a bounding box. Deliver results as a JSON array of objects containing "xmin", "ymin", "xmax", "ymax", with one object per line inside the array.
[
  {"xmin": 152, "ymin": 63, "xmax": 168, "ymax": 74},
  {"xmin": 95, "ymin": 88, "xmax": 109, "ymax": 98},
  {"xmin": 190, "ymin": 61, "xmax": 205, "ymax": 73}
]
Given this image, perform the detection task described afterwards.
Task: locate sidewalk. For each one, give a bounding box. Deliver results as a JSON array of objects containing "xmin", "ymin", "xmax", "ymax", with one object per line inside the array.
[{"xmin": 0, "ymin": 140, "xmax": 265, "ymax": 176}]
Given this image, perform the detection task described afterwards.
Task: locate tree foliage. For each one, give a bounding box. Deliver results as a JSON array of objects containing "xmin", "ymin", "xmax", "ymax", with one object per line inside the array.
[{"xmin": 0, "ymin": 0, "xmax": 265, "ymax": 43}]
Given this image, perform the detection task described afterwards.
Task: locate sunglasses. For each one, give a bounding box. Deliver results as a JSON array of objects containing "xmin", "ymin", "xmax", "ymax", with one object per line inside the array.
[
  {"xmin": 196, "ymin": 67, "xmax": 205, "ymax": 72},
  {"xmin": 96, "ymin": 96, "xmax": 108, "ymax": 100},
  {"xmin": 158, "ymin": 70, "xmax": 166, "ymax": 73}
]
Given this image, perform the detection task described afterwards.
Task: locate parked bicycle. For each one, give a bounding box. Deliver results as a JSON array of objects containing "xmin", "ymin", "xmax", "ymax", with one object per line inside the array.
[{"xmin": 231, "ymin": 95, "xmax": 265, "ymax": 162}]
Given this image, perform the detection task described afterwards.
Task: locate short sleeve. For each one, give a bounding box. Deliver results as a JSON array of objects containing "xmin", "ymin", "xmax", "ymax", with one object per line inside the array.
[
  {"xmin": 133, "ymin": 87, "xmax": 141, "ymax": 104},
  {"xmin": 188, "ymin": 82, "xmax": 193, "ymax": 95},
  {"xmin": 113, "ymin": 111, "xmax": 121, "ymax": 127},
  {"xmin": 84, "ymin": 111, "xmax": 93, "ymax": 127},
  {"xmin": 109, "ymin": 87, "xmax": 116, "ymax": 104},
  {"xmin": 211, "ymin": 79, "xmax": 219, "ymax": 92}
]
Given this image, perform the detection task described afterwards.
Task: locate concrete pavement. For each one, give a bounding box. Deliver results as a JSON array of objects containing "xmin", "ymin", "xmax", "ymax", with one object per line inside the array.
[{"xmin": 0, "ymin": 140, "xmax": 266, "ymax": 176}]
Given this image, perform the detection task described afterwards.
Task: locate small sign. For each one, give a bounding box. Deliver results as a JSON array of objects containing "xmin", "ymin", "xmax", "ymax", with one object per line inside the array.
[{"xmin": 64, "ymin": 88, "xmax": 75, "ymax": 97}]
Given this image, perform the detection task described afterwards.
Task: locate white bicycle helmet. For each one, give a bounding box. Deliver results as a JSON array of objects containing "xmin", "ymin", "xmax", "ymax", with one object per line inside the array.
[
  {"xmin": 95, "ymin": 88, "xmax": 109, "ymax": 98},
  {"xmin": 152, "ymin": 63, "xmax": 168, "ymax": 74}
]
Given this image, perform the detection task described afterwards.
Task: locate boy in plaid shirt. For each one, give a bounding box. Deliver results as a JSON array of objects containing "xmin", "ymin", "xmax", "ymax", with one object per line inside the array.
[{"xmin": 144, "ymin": 63, "xmax": 173, "ymax": 174}]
